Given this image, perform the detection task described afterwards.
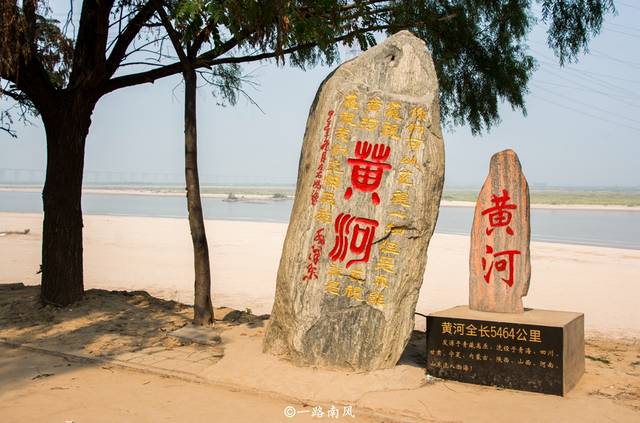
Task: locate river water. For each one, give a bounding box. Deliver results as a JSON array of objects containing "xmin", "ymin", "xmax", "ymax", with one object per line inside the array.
[{"xmin": 1, "ymin": 191, "xmax": 638, "ymax": 250}]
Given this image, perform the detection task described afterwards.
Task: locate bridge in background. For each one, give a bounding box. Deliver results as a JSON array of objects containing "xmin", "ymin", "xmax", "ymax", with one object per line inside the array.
[{"xmin": 0, "ymin": 168, "xmax": 295, "ymax": 187}]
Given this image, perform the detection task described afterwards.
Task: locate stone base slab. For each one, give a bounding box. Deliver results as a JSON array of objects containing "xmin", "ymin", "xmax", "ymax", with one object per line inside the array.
[{"xmin": 426, "ymin": 306, "xmax": 584, "ymax": 396}]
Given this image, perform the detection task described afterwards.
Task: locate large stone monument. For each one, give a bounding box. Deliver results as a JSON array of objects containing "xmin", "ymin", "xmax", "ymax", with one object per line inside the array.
[
  {"xmin": 469, "ymin": 149, "xmax": 531, "ymax": 313},
  {"xmin": 264, "ymin": 31, "xmax": 445, "ymax": 371},
  {"xmin": 426, "ymin": 149, "xmax": 585, "ymax": 396}
]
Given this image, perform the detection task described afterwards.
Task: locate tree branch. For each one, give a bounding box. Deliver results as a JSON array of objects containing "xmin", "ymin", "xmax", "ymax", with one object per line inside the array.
[
  {"xmin": 195, "ymin": 35, "xmax": 243, "ymax": 62},
  {"xmin": 69, "ymin": 0, "xmax": 114, "ymax": 88},
  {"xmin": 156, "ymin": 6, "xmax": 188, "ymax": 64},
  {"xmin": 101, "ymin": 23, "xmax": 393, "ymax": 95},
  {"xmin": 102, "ymin": 61, "xmax": 184, "ymax": 93},
  {"xmin": 108, "ymin": 8, "xmax": 137, "ymax": 29},
  {"xmin": 0, "ymin": 88, "xmax": 29, "ymax": 102},
  {"xmin": 4, "ymin": 0, "xmax": 56, "ymax": 107},
  {"xmin": 0, "ymin": 125, "xmax": 17, "ymax": 138},
  {"xmin": 106, "ymin": 0, "xmax": 163, "ymax": 78},
  {"xmin": 103, "ymin": 33, "xmax": 243, "ymax": 94},
  {"xmin": 339, "ymin": 0, "xmax": 390, "ymax": 13},
  {"xmin": 189, "ymin": 20, "xmax": 221, "ymax": 58},
  {"xmin": 119, "ymin": 35, "xmax": 172, "ymax": 62},
  {"xmin": 200, "ymin": 24, "xmax": 392, "ymax": 66},
  {"xmin": 118, "ymin": 61, "xmax": 166, "ymax": 68}
]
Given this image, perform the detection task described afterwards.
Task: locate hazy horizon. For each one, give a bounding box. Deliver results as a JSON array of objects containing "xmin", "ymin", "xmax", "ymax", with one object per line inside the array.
[
  {"xmin": 1, "ymin": 2, "xmax": 639, "ymax": 190},
  {"xmin": 1, "ymin": 180, "xmax": 639, "ymax": 191}
]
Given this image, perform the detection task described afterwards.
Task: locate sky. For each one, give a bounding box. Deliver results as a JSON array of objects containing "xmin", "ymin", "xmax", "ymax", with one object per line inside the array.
[{"xmin": 1, "ymin": 2, "xmax": 639, "ymax": 189}]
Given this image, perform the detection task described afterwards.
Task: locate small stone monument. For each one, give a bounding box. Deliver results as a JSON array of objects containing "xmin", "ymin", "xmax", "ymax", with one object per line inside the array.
[
  {"xmin": 426, "ymin": 150, "xmax": 585, "ymax": 396},
  {"xmin": 263, "ymin": 31, "xmax": 445, "ymax": 371},
  {"xmin": 469, "ymin": 149, "xmax": 531, "ymax": 313}
]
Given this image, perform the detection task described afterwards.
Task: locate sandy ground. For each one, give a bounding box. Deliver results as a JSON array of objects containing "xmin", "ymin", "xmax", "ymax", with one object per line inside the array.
[
  {"xmin": 0, "ymin": 344, "xmax": 348, "ymax": 423},
  {"xmin": 0, "ymin": 285, "xmax": 380, "ymax": 422},
  {"xmin": 1, "ymin": 212, "xmax": 639, "ymax": 337},
  {"xmin": 0, "ymin": 285, "xmax": 191, "ymax": 356},
  {"xmin": 0, "ymin": 285, "xmax": 638, "ymax": 422}
]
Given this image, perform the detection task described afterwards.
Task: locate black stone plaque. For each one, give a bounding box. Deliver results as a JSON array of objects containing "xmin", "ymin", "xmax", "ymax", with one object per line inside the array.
[{"xmin": 426, "ymin": 315, "xmax": 564, "ymax": 395}]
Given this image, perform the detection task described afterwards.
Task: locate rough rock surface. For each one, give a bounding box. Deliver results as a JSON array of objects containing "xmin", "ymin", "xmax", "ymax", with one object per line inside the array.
[
  {"xmin": 263, "ymin": 31, "xmax": 445, "ymax": 371},
  {"xmin": 469, "ymin": 149, "xmax": 531, "ymax": 313}
]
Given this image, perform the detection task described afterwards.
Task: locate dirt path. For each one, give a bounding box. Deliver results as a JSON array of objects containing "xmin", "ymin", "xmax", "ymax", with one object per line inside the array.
[
  {"xmin": 1, "ymin": 284, "xmax": 639, "ymax": 422},
  {"xmin": 0, "ymin": 344, "xmax": 379, "ymax": 423}
]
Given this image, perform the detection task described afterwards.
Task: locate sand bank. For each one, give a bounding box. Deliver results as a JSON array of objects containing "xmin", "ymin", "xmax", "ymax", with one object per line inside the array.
[{"xmin": 1, "ymin": 212, "xmax": 638, "ymax": 337}]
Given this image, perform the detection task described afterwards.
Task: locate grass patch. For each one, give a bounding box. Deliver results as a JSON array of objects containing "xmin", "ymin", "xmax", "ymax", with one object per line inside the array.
[{"xmin": 443, "ymin": 189, "xmax": 640, "ymax": 207}]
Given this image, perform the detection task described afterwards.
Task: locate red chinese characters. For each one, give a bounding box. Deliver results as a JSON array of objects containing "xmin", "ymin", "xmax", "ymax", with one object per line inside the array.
[
  {"xmin": 481, "ymin": 189, "xmax": 516, "ymax": 235},
  {"xmin": 481, "ymin": 189, "xmax": 521, "ymax": 287},
  {"xmin": 345, "ymin": 141, "xmax": 392, "ymax": 205},
  {"xmin": 482, "ymin": 245, "xmax": 520, "ymax": 287},
  {"xmin": 302, "ymin": 228, "xmax": 326, "ymax": 282},
  {"xmin": 315, "ymin": 96, "xmax": 405, "ymax": 297},
  {"xmin": 328, "ymin": 213, "xmax": 378, "ymax": 268}
]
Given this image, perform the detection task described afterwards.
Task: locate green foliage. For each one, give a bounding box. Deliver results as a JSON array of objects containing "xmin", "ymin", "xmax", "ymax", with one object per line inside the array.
[
  {"xmin": 0, "ymin": 1, "xmax": 30, "ymax": 79},
  {"xmin": 0, "ymin": 0, "xmax": 617, "ymax": 136},
  {"xmin": 161, "ymin": 0, "xmax": 615, "ymax": 134},
  {"xmin": 201, "ymin": 63, "xmax": 243, "ymax": 106},
  {"xmin": 0, "ymin": 2, "xmax": 72, "ymax": 88},
  {"xmin": 541, "ymin": 0, "xmax": 614, "ymax": 65},
  {"xmin": 398, "ymin": 1, "xmax": 537, "ymax": 133},
  {"xmin": 34, "ymin": 14, "xmax": 74, "ymax": 88},
  {"xmin": 0, "ymin": 1, "xmax": 66, "ymax": 135},
  {"xmin": 266, "ymin": 0, "xmax": 614, "ymax": 134}
]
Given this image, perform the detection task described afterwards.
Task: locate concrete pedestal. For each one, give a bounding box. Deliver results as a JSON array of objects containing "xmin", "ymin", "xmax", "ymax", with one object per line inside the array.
[{"xmin": 426, "ymin": 306, "xmax": 584, "ymax": 396}]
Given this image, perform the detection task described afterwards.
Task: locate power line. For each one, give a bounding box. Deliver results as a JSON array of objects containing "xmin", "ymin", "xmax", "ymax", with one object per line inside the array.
[
  {"xmin": 534, "ymin": 80, "xmax": 640, "ymax": 109},
  {"xmin": 530, "ymin": 40, "xmax": 640, "ymax": 69},
  {"xmin": 531, "ymin": 83, "xmax": 640, "ymax": 125},
  {"xmin": 535, "ymin": 57, "xmax": 640, "ymax": 99},
  {"xmin": 532, "ymin": 49, "xmax": 640, "ymax": 84},
  {"xmin": 531, "ymin": 43, "xmax": 640, "ymax": 91},
  {"xmin": 530, "ymin": 94, "xmax": 640, "ymax": 133},
  {"xmin": 604, "ymin": 28, "xmax": 640, "ymax": 39},
  {"xmin": 526, "ymin": 44, "xmax": 640, "ymax": 130},
  {"xmin": 589, "ymin": 49, "xmax": 640, "ymax": 69},
  {"xmin": 617, "ymin": 1, "xmax": 640, "ymax": 11},
  {"xmin": 531, "ymin": 48, "xmax": 640, "ymax": 97},
  {"xmin": 576, "ymin": 68, "xmax": 640, "ymax": 85},
  {"xmin": 607, "ymin": 22, "xmax": 640, "ymax": 33}
]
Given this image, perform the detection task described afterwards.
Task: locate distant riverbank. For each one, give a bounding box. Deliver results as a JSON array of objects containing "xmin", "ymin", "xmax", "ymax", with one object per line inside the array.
[{"xmin": 2, "ymin": 185, "xmax": 639, "ymax": 212}]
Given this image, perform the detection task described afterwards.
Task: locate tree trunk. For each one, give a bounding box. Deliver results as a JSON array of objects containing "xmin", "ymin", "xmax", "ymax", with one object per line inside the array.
[
  {"xmin": 40, "ymin": 95, "xmax": 94, "ymax": 307},
  {"xmin": 184, "ymin": 68, "xmax": 214, "ymax": 326}
]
